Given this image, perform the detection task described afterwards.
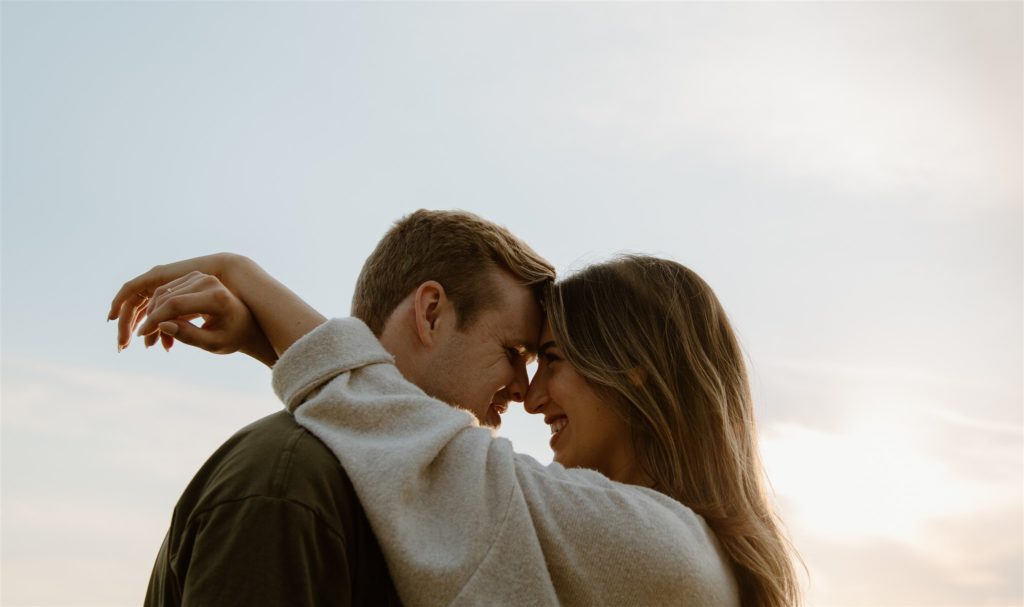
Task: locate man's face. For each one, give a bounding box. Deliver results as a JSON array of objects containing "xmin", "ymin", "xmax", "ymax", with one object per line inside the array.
[{"xmin": 424, "ymin": 270, "xmax": 543, "ymax": 428}]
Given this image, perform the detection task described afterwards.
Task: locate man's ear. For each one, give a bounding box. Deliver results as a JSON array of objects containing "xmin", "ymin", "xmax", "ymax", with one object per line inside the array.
[{"xmin": 412, "ymin": 281, "xmax": 447, "ymax": 347}]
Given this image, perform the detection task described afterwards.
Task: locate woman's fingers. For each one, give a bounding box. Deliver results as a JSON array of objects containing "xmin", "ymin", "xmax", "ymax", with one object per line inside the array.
[
  {"xmin": 129, "ymin": 303, "xmax": 150, "ymax": 341},
  {"xmin": 138, "ymin": 291, "xmax": 215, "ymax": 337},
  {"xmin": 140, "ymin": 321, "xmax": 182, "ymax": 351},
  {"xmin": 109, "ymin": 255, "xmax": 251, "ymax": 354},
  {"xmin": 153, "ymin": 271, "xmax": 204, "ymax": 301},
  {"xmin": 117, "ymin": 277, "xmax": 195, "ymax": 350},
  {"xmin": 109, "ymin": 267, "xmax": 171, "ymax": 322},
  {"xmin": 108, "ymin": 254, "xmax": 233, "ymax": 322},
  {"xmin": 117, "ymin": 297, "xmax": 147, "ymax": 351},
  {"xmin": 160, "ymin": 331, "xmax": 175, "ymax": 352},
  {"xmin": 111, "ymin": 267, "xmax": 183, "ymax": 349},
  {"xmin": 118, "ymin": 271, "xmax": 208, "ymax": 351},
  {"xmin": 141, "ymin": 273, "xmax": 204, "ymax": 331},
  {"xmin": 156, "ymin": 319, "xmax": 223, "ymax": 353}
]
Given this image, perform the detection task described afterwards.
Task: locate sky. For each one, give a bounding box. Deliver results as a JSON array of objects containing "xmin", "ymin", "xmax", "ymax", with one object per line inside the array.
[{"xmin": 2, "ymin": 1, "xmax": 1021, "ymax": 605}]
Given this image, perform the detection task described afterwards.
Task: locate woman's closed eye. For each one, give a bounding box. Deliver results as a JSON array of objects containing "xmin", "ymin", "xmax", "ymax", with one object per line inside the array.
[
  {"xmin": 537, "ymin": 340, "xmax": 562, "ymax": 365},
  {"xmin": 542, "ymin": 351, "xmax": 562, "ymax": 363}
]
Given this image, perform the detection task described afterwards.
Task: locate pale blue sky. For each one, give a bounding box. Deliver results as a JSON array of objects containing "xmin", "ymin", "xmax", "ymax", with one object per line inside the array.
[{"xmin": 2, "ymin": 2, "xmax": 1021, "ymax": 605}]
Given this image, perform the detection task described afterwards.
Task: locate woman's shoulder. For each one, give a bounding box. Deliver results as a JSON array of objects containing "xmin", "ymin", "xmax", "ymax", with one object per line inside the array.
[
  {"xmin": 512, "ymin": 453, "xmax": 721, "ymax": 552},
  {"xmin": 510, "ymin": 453, "xmax": 740, "ymax": 605}
]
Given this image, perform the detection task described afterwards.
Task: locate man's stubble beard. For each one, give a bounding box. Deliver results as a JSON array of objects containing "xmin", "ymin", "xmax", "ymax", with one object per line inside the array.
[{"xmin": 420, "ymin": 330, "xmax": 484, "ymax": 422}]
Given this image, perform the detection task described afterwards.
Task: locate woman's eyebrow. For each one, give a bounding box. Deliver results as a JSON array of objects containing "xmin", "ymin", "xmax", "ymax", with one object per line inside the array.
[{"xmin": 537, "ymin": 341, "xmax": 556, "ymax": 357}]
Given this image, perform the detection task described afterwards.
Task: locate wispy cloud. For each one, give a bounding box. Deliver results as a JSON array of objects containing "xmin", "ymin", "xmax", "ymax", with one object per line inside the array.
[
  {"xmin": 756, "ymin": 358, "xmax": 1023, "ymax": 605},
  {"xmin": 502, "ymin": 3, "xmax": 1021, "ymax": 211}
]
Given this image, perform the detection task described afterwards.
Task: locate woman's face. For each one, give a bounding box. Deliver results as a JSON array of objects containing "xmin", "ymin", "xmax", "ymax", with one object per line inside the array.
[{"xmin": 524, "ymin": 322, "xmax": 642, "ymax": 484}]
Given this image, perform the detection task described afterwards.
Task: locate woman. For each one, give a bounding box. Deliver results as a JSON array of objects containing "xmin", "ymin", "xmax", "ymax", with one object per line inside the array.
[
  {"xmin": 533, "ymin": 256, "xmax": 802, "ymax": 605},
  {"xmin": 111, "ymin": 253, "xmax": 801, "ymax": 606}
]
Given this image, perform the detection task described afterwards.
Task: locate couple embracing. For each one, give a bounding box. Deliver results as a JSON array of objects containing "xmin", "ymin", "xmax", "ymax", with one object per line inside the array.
[{"xmin": 109, "ymin": 210, "xmax": 801, "ymax": 606}]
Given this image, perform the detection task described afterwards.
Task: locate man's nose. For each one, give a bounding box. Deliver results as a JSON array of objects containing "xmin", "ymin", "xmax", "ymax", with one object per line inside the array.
[{"xmin": 506, "ymin": 358, "xmax": 530, "ymax": 402}]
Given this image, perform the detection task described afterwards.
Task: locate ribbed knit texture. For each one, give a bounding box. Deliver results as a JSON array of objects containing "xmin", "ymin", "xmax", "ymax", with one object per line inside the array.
[{"xmin": 273, "ymin": 318, "xmax": 740, "ymax": 607}]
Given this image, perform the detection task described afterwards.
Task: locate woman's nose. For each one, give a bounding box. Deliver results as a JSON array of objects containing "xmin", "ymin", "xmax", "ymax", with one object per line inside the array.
[{"xmin": 524, "ymin": 374, "xmax": 547, "ymax": 415}]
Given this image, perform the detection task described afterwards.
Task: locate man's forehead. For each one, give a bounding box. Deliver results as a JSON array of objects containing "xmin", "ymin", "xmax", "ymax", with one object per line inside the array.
[
  {"xmin": 487, "ymin": 269, "xmax": 544, "ymax": 348},
  {"xmin": 503, "ymin": 309, "xmax": 542, "ymax": 353}
]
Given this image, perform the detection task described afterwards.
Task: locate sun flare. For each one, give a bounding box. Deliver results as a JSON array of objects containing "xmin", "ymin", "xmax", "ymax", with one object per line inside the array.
[{"xmin": 760, "ymin": 412, "xmax": 994, "ymax": 545}]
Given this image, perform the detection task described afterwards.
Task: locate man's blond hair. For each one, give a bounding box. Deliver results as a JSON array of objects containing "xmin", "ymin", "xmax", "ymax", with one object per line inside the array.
[{"xmin": 352, "ymin": 209, "xmax": 555, "ymax": 335}]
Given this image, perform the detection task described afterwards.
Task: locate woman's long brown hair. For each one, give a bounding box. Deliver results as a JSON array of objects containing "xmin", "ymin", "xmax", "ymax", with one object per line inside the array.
[{"xmin": 546, "ymin": 255, "xmax": 803, "ymax": 607}]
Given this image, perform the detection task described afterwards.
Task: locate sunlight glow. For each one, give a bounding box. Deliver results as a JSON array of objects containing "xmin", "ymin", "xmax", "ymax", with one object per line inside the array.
[{"xmin": 760, "ymin": 409, "xmax": 994, "ymax": 544}]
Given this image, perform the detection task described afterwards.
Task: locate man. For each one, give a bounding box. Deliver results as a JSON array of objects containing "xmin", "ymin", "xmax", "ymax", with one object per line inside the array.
[{"xmin": 115, "ymin": 210, "xmax": 556, "ymax": 606}]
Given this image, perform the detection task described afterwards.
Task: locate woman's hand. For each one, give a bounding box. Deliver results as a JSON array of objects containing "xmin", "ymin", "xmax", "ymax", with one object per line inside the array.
[
  {"xmin": 109, "ymin": 253, "xmax": 248, "ymax": 352},
  {"xmin": 109, "ymin": 252, "xmax": 327, "ymax": 364},
  {"xmin": 134, "ymin": 271, "xmax": 278, "ymax": 366}
]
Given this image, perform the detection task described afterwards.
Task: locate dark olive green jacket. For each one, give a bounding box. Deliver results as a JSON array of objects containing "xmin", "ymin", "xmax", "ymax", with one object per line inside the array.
[{"xmin": 145, "ymin": 411, "xmax": 401, "ymax": 607}]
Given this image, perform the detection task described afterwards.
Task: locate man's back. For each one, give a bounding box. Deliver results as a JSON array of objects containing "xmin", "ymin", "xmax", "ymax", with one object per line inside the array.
[{"xmin": 145, "ymin": 411, "xmax": 401, "ymax": 606}]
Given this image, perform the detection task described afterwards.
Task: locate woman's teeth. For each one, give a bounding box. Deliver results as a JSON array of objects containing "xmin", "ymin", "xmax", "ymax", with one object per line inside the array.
[{"xmin": 549, "ymin": 417, "xmax": 568, "ymax": 435}]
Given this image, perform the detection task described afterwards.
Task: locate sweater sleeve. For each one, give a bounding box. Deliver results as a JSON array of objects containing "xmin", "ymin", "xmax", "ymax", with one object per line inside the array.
[{"xmin": 272, "ymin": 318, "xmax": 739, "ymax": 607}]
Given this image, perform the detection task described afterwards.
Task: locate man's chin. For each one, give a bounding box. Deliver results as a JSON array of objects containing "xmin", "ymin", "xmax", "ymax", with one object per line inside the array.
[{"xmin": 483, "ymin": 405, "xmax": 502, "ymax": 429}]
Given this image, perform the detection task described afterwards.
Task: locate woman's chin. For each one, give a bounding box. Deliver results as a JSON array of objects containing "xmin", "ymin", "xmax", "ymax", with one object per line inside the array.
[{"xmin": 551, "ymin": 450, "xmax": 571, "ymax": 468}]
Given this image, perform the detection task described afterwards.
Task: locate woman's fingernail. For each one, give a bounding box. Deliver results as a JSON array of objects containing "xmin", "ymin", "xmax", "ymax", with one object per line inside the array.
[{"xmin": 159, "ymin": 322, "xmax": 179, "ymax": 336}]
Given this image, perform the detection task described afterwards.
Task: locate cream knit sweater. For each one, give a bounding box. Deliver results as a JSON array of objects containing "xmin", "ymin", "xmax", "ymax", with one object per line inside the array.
[{"xmin": 273, "ymin": 318, "xmax": 740, "ymax": 607}]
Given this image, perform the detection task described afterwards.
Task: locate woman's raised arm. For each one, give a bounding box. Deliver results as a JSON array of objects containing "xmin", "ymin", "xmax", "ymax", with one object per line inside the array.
[{"xmin": 108, "ymin": 253, "xmax": 327, "ymax": 366}]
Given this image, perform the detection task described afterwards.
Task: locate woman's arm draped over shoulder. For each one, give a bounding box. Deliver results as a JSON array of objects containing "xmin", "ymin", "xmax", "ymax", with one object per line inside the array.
[
  {"xmin": 214, "ymin": 255, "xmax": 328, "ymax": 358},
  {"xmin": 272, "ymin": 319, "xmax": 741, "ymax": 607}
]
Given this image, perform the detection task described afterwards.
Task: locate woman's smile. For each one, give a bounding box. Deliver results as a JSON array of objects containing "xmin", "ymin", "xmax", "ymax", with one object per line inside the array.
[
  {"xmin": 546, "ymin": 415, "xmax": 568, "ymax": 449},
  {"xmin": 525, "ymin": 323, "xmax": 637, "ymax": 480}
]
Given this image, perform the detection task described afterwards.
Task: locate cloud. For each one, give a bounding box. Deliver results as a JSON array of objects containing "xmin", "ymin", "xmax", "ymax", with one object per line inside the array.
[
  {"xmin": 526, "ymin": 3, "xmax": 1021, "ymax": 210},
  {"xmin": 756, "ymin": 358, "xmax": 1022, "ymax": 605},
  {"xmin": 796, "ymin": 529, "xmax": 1021, "ymax": 607}
]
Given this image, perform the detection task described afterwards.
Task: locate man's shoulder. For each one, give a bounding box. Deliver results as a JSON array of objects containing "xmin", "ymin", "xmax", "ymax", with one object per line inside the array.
[
  {"xmin": 174, "ymin": 411, "xmax": 352, "ymax": 527},
  {"xmin": 147, "ymin": 412, "xmax": 402, "ymax": 607},
  {"xmin": 226, "ymin": 409, "xmax": 340, "ymax": 472}
]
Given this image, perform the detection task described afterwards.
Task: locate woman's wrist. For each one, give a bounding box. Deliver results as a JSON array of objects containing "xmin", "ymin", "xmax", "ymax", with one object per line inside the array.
[
  {"xmin": 218, "ymin": 255, "xmax": 327, "ymax": 358},
  {"xmin": 240, "ymin": 333, "xmax": 279, "ymax": 368},
  {"xmin": 216, "ymin": 253, "xmax": 259, "ymax": 293}
]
